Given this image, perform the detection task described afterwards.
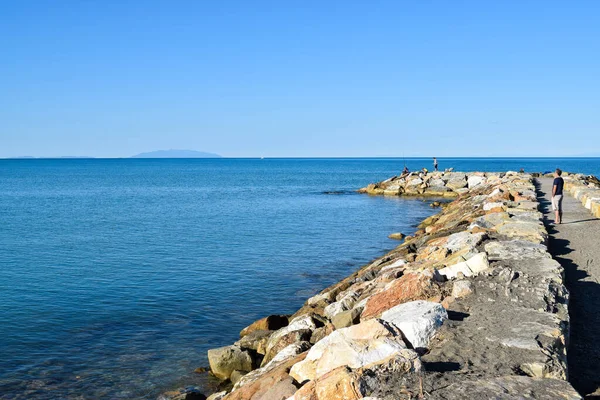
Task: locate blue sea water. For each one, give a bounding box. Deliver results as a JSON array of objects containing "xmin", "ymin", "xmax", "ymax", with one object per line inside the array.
[{"xmin": 1, "ymin": 158, "xmax": 599, "ymax": 399}]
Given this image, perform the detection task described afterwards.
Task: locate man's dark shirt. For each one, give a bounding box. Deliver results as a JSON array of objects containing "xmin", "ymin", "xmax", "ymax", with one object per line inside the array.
[{"xmin": 553, "ymin": 177, "xmax": 564, "ymax": 196}]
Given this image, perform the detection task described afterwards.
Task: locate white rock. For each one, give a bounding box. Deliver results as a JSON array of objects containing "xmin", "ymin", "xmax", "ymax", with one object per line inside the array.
[
  {"xmin": 438, "ymin": 253, "xmax": 489, "ymax": 279},
  {"xmin": 468, "ymin": 175, "xmax": 486, "ymax": 189},
  {"xmin": 380, "ymin": 301, "xmax": 448, "ymax": 349},
  {"xmin": 466, "ymin": 252, "xmax": 490, "ymax": 274},
  {"xmin": 438, "ymin": 261, "xmax": 473, "ymax": 279},
  {"xmin": 289, "ymin": 319, "xmax": 405, "ymax": 383}
]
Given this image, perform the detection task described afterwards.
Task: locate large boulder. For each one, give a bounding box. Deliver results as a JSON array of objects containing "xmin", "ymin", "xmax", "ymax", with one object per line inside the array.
[
  {"xmin": 289, "ymin": 319, "xmax": 407, "ymax": 383},
  {"xmin": 444, "ymin": 231, "xmax": 486, "ymax": 253},
  {"xmin": 467, "ymin": 175, "xmax": 486, "ymax": 189},
  {"xmin": 362, "ymin": 273, "xmax": 439, "ymax": 319},
  {"xmin": 223, "ymin": 352, "xmax": 307, "ymax": 400},
  {"xmin": 261, "ymin": 329, "xmax": 312, "ymax": 366},
  {"xmin": 495, "ymin": 221, "xmax": 548, "ymax": 244},
  {"xmin": 208, "ymin": 345, "xmax": 255, "ymax": 380},
  {"xmin": 380, "ymin": 300, "xmax": 447, "ymax": 349},
  {"xmin": 262, "ymin": 315, "xmax": 317, "ymax": 366}
]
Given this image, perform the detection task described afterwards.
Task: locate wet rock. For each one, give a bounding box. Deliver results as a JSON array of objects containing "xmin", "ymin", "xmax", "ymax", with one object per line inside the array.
[
  {"xmin": 208, "ymin": 345, "xmax": 255, "ymax": 380},
  {"xmin": 388, "ymin": 232, "xmax": 405, "ymax": 240},
  {"xmin": 380, "ymin": 300, "xmax": 447, "ymax": 349}
]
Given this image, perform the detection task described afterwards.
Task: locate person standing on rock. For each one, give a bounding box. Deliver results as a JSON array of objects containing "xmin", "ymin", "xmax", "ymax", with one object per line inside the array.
[
  {"xmin": 552, "ymin": 168, "xmax": 564, "ymax": 224},
  {"xmin": 433, "ymin": 157, "xmax": 438, "ymax": 171}
]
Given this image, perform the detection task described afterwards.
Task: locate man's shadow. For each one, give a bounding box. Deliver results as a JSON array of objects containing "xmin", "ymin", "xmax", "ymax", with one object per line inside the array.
[{"xmin": 535, "ymin": 179, "xmax": 600, "ymax": 398}]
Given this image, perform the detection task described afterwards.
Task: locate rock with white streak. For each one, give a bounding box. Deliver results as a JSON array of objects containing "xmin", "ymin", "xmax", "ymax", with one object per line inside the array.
[
  {"xmin": 380, "ymin": 300, "xmax": 448, "ymax": 349},
  {"xmin": 289, "ymin": 319, "xmax": 406, "ymax": 383}
]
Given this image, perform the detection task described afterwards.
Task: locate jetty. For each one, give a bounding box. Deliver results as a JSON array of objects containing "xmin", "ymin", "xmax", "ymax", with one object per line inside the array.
[{"xmin": 166, "ymin": 171, "xmax": 600, "ymax": 400}]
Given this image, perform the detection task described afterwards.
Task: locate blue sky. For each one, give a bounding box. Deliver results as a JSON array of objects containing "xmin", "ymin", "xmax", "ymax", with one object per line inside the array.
[{"xmin": 1, "ymin": 1, "xmax": 599, "ymax": 157}]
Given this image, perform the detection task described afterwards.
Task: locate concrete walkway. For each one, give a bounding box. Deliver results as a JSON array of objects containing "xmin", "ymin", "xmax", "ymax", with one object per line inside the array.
[{"xmin": 536, "ymin": 178, "xmax": 600, "ymax": 398}]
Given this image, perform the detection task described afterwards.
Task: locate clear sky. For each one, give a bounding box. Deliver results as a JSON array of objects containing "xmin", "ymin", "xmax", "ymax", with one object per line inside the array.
[{"xmin": 1, "ymin": 1, "xmax": 599, "ymax": 158}]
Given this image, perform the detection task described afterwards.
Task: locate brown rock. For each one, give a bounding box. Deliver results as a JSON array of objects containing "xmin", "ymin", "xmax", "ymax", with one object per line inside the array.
[
  {"xmin": 240, "ymin": 315, "xmax": 289, "ymax": 338},
  {"xmin": 362, "ymin": 273, "xmax": 439, "ymax": 319},
  {"xmin": 441, "ymin": 296, "xmax": 455, "ymax": 309},
  {"xmin": 293, "ymin": 381, "xmax": 318, "ymax": 400},
  {"xmin": 223, "ymin": 353, "xmax": 307, "ymax": 400},
  {"xmin": 314, "ymin": 366, "xmax": 364, "ymax": 400}
]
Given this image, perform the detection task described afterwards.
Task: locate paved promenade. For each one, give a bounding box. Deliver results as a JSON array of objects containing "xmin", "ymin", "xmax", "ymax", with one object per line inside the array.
[{"xmin": 537, "ymin": 178, "xmax": 600, "ymax": 398}]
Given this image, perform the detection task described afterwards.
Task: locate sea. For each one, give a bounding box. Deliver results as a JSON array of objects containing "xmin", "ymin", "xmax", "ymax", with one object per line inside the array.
[{"xmin": 1, "ymin": 158, "xmax": 599, "ymax": 399}]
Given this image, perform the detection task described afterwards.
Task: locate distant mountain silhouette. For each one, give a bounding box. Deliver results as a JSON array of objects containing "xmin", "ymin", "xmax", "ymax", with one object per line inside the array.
[{"xmin": 131, "ymin": 150, "xmax": 222, "ymax": 158}]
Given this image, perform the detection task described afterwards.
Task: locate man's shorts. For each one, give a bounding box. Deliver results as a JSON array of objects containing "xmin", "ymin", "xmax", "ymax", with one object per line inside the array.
[{"xmin": 552, "ymin": 195, "xmax": 563, "ymax": 211}]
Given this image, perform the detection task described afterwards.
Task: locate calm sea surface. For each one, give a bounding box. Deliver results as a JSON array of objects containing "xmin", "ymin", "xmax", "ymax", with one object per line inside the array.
[{"xmin": 1, "ymin": 158, "xmax": 599, "ymax": 399}]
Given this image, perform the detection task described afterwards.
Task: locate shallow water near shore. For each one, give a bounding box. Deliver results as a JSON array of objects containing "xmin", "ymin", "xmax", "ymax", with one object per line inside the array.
[{"xmin": 1, "ymin": 157, "xmax": 599, "ymax": 399}]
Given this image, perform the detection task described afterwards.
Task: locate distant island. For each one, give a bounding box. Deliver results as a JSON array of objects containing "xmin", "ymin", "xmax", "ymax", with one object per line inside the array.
[{"xmin": 131, "ymin": 150, "xmax": 222, "ymax": 158}]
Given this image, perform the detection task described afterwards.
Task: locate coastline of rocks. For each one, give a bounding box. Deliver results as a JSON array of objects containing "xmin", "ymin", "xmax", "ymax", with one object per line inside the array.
[
  {"xmin": 563, "ymin": 174, "xmax": 600, "ymax": 218},
  {"xmin": 166, "ymin": 171, "xmax": 593, "ymax": 400}
]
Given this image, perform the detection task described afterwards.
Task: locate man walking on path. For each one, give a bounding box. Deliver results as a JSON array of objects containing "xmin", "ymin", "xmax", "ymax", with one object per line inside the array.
[
  {"xmin": 433, "ymin": 157, "xmax": 438, "ymax": 172},
  {"xmin": 552, "ymin": 168, "xmax": 564, "ymax": 224}
]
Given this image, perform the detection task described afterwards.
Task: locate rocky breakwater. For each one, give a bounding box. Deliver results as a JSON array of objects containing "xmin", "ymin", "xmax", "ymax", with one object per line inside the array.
[
  {"xmin": 194, "ymin": 172, "xmax": 581, "ymax": 400},
  {"xmin": 560, "ymin": 173, "xmax": 600, "ymax": 218},
  {"xmin": 357, "ymin": 170, "xmax": 490, "ymax": 197}
]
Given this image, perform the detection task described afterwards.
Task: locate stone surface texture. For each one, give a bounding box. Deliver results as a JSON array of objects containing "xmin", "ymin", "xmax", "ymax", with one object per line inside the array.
[{"xmin": 197, "ymin": 171, "xmax": 581, "ymax": 400}]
